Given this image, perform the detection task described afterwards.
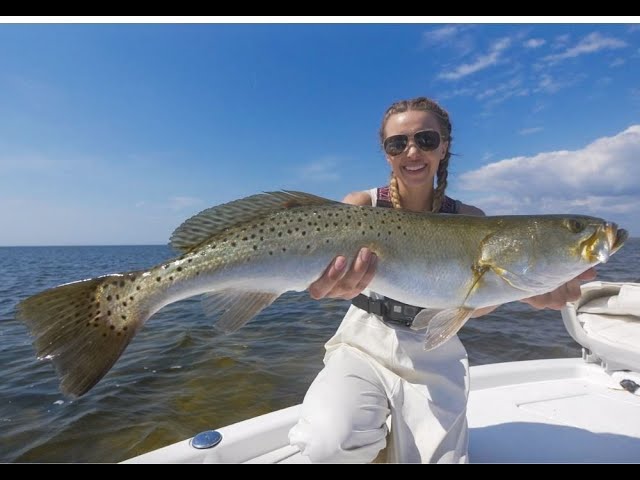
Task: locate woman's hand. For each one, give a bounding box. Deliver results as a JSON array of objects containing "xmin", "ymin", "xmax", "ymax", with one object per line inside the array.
[
  {"xmin": 308, "ymin": 248, "xmax": 378, "ymax": 300},
  {"xmin": 521, "ymin": 268, "xmax": 597, "ymax": 310}
]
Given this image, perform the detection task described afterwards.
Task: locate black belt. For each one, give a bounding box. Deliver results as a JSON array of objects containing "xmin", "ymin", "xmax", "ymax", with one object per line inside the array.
[{"xmin": 351, "ymin": 294, "xmax": 423, "ymax": 327}]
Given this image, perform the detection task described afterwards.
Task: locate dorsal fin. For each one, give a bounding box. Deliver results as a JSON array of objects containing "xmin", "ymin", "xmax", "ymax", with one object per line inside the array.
[{"xmin": 169, "ymin": 191, "xmax": 337, "ymax": 253}]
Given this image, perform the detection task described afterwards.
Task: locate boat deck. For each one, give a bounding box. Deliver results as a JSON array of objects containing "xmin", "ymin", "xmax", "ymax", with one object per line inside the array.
[
  {"xmin": 468, "ymin": 358, "xmax": 640, "ymax": 462},
  {"xmin": 124, "ymin": 358, "xmax": 640, "ymax": 463}
]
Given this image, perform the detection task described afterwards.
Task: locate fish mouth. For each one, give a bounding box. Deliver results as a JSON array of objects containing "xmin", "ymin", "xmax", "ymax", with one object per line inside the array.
[
  {"xmin": 583, "ymin": 222, "xmax": 627, "ymax": 263},
  {"xmin": 612, "ymin": 225, "xmax": 628, "ymax": 254}
]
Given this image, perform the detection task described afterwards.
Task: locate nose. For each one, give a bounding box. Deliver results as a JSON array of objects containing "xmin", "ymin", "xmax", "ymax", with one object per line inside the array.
[{"xmin": 405, "ymin": 140, "xmax": 420, "ymax": 158}]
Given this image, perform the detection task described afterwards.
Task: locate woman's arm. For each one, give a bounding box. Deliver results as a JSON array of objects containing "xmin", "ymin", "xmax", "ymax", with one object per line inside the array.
[{"xmin": 521, "ymin": 268, "xmax": 597, "ymax": 309}]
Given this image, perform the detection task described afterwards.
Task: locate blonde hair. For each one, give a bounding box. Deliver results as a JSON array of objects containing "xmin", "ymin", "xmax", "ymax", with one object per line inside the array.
[{"xmin": 380, "ymin": 97, "xmax": 452, "ymax": 212}]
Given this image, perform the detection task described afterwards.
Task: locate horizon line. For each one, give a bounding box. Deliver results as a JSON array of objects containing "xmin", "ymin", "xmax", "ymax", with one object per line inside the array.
[{"xmin": 2, "ymin": 237, "xmax": 639, "ymax": 248}]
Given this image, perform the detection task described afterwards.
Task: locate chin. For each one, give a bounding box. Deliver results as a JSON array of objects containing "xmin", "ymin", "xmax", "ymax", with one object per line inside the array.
[{"xmin": 399, "ymin": 172, "xmax": 434, "ymax": 188}]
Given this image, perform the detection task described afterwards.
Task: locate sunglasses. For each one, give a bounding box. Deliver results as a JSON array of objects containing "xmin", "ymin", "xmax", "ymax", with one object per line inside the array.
[{"xmin": 383, "ymin": 130, "xmax": 441, "ymax": 156}]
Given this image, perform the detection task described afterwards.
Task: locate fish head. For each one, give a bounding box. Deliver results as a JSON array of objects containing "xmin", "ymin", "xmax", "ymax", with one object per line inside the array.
[{"xmin": 479, "ymin": 215, "xmax": 627, "ymax": 295}]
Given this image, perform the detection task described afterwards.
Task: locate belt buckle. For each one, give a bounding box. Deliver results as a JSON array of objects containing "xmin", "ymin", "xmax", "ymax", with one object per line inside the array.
[
  {"xmin": 368, "ymin": 297, "xmax": 385, "ymax": 316},
  {"xmin": 383, "ymin": 299, "xmax": 418, "ymax": 328}
]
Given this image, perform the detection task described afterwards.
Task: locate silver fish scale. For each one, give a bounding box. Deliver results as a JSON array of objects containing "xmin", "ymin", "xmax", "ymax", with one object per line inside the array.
[{"xmin": 135, "ymin": 205, "xmax": 413, "ymax": 301}]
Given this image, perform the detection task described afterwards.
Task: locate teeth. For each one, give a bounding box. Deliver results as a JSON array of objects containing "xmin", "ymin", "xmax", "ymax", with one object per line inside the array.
[{"xmin": 404, "ymin": 165, "xmax": 425, "ymax": 171}]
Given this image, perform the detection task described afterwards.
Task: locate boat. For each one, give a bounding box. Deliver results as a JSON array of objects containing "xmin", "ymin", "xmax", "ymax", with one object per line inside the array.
[{"xmin": 123, "ymin": 281, "xmax": 640, "ymax": 463}]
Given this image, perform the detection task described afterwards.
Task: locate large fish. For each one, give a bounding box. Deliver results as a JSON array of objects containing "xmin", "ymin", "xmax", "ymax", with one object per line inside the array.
[{"xmin": 17, "ymin": 191, "xmax": 627, "ymax": 397}]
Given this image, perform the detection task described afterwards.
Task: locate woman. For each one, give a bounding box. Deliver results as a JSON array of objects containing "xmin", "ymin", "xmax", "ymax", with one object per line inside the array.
[{"xmin": 288, "ymin": 97, "xmax": 595, "ymax": 463}]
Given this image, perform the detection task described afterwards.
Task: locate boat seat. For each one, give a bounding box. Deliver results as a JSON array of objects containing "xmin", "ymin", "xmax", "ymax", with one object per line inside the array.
[
  {"xmin": 562, "ymin": 282, "xmax": 640, "ymax": 373},
  {"xmin": 581, "ymin": 313, "xmax": 640, "ymax": 349}
]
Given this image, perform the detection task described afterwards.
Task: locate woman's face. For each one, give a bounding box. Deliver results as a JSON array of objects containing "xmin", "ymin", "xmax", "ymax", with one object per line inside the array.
[{"xmin": 382, "ymin": 110, "xmax": 449, "ymax": 190}]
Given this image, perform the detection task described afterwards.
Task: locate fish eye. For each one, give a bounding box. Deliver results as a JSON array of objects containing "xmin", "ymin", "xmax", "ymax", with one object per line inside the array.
[{"xmin": 565, "ymin": 219, "xmax": 585, "ymax": 233}]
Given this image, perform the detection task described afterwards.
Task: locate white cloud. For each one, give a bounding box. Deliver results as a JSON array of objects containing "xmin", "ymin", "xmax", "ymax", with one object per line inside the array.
[
  {"xmin": 543, "ymin": 32, "xmax": 627, "ymax": 64},
  {"xmin": 524, "ymin": 38, "xmax": 546, "ymax": 49},
  {"xmin": 536, "ymin": 74, "xmax": 560, "ymax": 93},
  {"xmin": 609, "ymin": 58, "xmax": 625, "ymax": 67},
  {"xmin": 168, "ymin": 196, "xmax": 202, "ymax": 212},
  {"xmin": 422, "ymin": 26, "xmax": 460, "ymax": 45},
  {"xmin": 296, "ymin": 158, "xmax": 341, "ymax": 182},
  {"xmin": 535, "ymin": 73, "xmax": 586, "ymax": 94},
  {"xmin": 476, "ymin": 77, "xmax": 529, "ymax": 106},
  {"xmin": 458, "ymin": 126, "xmax": 640, "ymax": 230},
  {"xmin": 518, "ymin": 127, "xmax": 543, "ymax": 135},
  {"xmin": 476, "ymin": 77, "xmax": 521, "ymax": 100},
  {"xmin": 421, "ymin": 25, "xmax": 476, "ymax": 56},
  {"xmin": 552, "ymin": 34, "xmax": 571, "ymax": 49},
  {"xmin": 439, "ymin": 37, "xmax": 511, "ymax": 81},
  {"xmin": 531, "ymin": 101, "xmax": 548, "ymax": 114},
  {"xmin": 439, "ymin": 86, "xmax": 477, "ymax": 100}
]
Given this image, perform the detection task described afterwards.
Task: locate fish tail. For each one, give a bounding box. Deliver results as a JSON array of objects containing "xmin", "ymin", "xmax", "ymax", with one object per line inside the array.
[{"xmin": 16, "ymin": 272, "xmax": 147, "ymax": 397}]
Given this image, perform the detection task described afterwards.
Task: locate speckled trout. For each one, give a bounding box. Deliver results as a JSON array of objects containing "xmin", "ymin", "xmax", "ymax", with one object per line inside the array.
[{"xmin": 17, "ymin": 191, "xmax": 627, "ymax": 397}]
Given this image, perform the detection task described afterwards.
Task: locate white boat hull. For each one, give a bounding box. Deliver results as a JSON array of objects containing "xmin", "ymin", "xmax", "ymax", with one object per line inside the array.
[{"xmin": 124, "ymin": 357, "xmax": 640, "ymax": 463}]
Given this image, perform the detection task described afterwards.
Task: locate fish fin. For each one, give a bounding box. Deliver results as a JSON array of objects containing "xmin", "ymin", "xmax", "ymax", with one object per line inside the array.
[
  {"xmin": 490, "ymin": 265, "xmax": 545, "ymax": 292},
  {"xmin": 16, "ymin": 274, "xmax": 146, "ymax": 398},
  {"xmin": 477, "ymin": 231, "xmax": 546, "ymax": 292},
  {"xmin": 202, "ymin": 289, "xmax": 280, "ymax": 333},
  {"xmin": 170, "ymin": 191, "xmax": 338, "ymax": 253},
  {"xmin": 411, "ymin": 307, "xmax": 474, "ymax": 351},
  {"xmin": 409, "ymin": 308, "xmax": 443, "ymax": 330}
]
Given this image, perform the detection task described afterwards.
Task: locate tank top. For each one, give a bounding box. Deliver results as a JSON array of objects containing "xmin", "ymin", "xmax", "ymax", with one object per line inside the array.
[{"xmin": 372, "ymin": 186, "xmax": 461, "ymax": 213}]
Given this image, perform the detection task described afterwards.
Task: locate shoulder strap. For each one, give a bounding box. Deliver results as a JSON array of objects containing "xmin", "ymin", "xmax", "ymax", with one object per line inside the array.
[
  {"xmin": 376, "ymin": 186, "xmax": 393, "ymax": 209},
  {"xmin": 439, "ymin": 195, "xmax": 460, "ymax": 214},
  {"xmin": 378, "ymin": 187, "xmax": 459, "ymax": 213}
]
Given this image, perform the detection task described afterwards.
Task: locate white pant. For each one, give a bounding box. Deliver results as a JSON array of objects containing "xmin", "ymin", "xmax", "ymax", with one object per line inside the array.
[{"xmin": 289, "ymin": 305, "xmax": 470, "ymax": 463}]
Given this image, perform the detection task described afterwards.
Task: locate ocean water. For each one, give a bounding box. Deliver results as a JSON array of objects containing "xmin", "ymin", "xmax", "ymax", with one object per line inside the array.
[{"xmin": 1, "ymin": 240, "xmax": 638, "ymax": 463}]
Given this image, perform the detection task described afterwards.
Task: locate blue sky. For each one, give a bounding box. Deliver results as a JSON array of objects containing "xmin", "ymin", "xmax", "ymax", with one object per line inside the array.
[{"xmin": 1, "ymin": 21, "xmax": 639, "ymax": 246}]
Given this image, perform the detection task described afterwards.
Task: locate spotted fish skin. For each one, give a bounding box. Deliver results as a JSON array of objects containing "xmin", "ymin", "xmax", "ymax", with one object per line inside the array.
[{"xmin": 16, "ymin": 191, "xmax": 627, "ymax": 397}]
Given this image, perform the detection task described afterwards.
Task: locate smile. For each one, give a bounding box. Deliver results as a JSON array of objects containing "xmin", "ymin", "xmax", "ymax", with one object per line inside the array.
[{"xmin": 403, "ymin": 164, "xmax": 426, "ymax": 173}]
